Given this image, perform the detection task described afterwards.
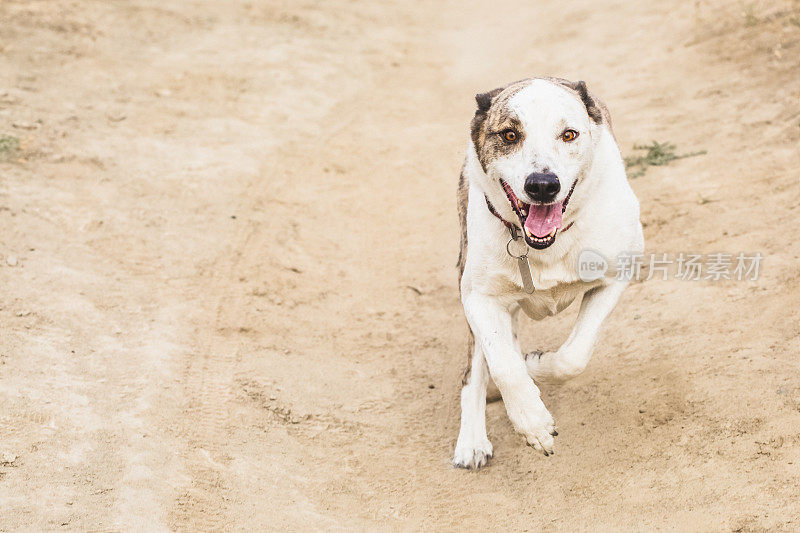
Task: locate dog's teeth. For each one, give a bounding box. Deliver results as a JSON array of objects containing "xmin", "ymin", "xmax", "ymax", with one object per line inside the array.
[
  {"xmin": 525, "ymin": 228, "xmax": 532, "ymax": 238},
  {"xmin": 549, "ymin": 228, "xmax": 557, "ymax": 237}
]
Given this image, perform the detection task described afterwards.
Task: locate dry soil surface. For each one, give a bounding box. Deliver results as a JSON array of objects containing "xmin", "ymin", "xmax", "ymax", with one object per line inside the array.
[{"xmin": 2, "ymin": 0, "xmax": 800, "ymax": 530}]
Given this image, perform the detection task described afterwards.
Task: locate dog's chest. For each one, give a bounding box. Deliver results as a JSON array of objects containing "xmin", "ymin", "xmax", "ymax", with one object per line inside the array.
[{"xmin": 517, "ymin": 279, "xmax": 595, "ymax": 320}]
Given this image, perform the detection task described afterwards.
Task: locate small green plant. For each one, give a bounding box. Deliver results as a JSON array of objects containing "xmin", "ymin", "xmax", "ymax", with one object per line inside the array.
[
  {"xmin": 624, "ymin": 141, "xmax": 706, "ymax": 179},
  {"xmin": 0, "ymin": 134, "xmax": 20, "ymax": 159}
]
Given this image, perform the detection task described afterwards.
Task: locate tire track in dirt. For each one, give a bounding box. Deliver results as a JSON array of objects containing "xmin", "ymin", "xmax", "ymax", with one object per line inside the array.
[{"xmin": 168, "ymin": 218, "xmax": 259, "ymax": 530}]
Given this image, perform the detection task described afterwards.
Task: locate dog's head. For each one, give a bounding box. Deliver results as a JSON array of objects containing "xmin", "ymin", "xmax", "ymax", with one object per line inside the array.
[{"xmin": 471, "ymin": 78, "xmax": 605, "ymax": 249}]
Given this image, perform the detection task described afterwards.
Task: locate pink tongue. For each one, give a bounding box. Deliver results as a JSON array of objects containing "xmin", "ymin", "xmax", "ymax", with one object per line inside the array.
[{"xmin": 524, "ymin": 203, "xmax": 563, "ymax": 238}]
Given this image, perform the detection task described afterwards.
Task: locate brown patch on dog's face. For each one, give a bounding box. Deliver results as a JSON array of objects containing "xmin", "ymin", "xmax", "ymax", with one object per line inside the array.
[
  {"xmin": 470, "ymin": 81, "xmax": 530, "ymax": 170},
  {"xmin": 478, "ymin": 113, "xmax": 525, "ymax": 166}
]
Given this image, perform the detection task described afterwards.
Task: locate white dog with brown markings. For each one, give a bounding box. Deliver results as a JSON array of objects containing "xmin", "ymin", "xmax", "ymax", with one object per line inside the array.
[{"xmin": 454, "ymin": 77, "xmax": 644, "ymax": 469}]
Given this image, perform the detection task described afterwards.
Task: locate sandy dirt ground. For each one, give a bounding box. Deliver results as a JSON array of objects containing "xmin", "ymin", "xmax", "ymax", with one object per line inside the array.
[{"xmin": 1, "ymin": 0, "xmax": 800, "ymax": 530}]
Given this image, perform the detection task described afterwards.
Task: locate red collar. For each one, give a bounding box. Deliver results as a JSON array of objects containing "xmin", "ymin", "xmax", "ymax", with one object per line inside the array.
[{"xmin": 484, "ymin": 179, "xmax": 577, "ymax": 235}]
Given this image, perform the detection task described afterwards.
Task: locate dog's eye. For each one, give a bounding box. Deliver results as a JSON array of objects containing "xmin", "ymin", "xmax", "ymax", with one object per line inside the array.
[
  {"xmin": 561, "ymin": 129, "xmax": 579, "ymax": 142},
  {"xmin": 500, "ymin": 129, "xmax": 519, "ymax": 143}
]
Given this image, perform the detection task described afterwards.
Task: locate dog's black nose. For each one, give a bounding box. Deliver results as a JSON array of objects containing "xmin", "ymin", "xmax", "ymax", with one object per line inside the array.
[{"xmin": 524, "ymin": 172, "xmax": 561, "ymax": 203}]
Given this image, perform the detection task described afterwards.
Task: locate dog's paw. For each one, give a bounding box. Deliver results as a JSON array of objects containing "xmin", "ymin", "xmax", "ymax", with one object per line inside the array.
[
  {"xmin": 514, "ymin": 401, "xmax": 558, "ymax": 456},
  {"xmin": 525, "ymin": 349, "xmax": 545, "ymax": 361},
  {"xmin": 525, "ymin": 424, "xmax": 558, "ymax": 456},
  {"xmin": 524, "ymin": 350, "xmax": 560, "ymax": 383},
  {"xmin": 453, "ymin": 438, "xmax": 493, "ymax": 469}
]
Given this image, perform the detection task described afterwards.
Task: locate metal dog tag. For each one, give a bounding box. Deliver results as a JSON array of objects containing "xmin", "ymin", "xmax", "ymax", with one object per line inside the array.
[
  {"xmin": 516, "ymin": 256, "xmax": 535, "ymax": 294},
  {"xmin": 506, "ymin": 227, "xmax": 535, "ymax": 294}
]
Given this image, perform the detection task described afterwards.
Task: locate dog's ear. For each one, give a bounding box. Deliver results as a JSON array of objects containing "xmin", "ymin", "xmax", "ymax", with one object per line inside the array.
[
  {"xmin": 474, "ymin": 87, "xmax": 504, "ymax": 113},
  {"xmin": 573, "ymin": 80, "xmax": 603, "ymax": 124}
]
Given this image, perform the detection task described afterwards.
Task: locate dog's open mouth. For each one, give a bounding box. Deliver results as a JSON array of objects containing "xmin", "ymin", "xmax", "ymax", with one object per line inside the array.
[{"xmin": 499, "ymin": 179, "xmax": 562, "ymax": 249}]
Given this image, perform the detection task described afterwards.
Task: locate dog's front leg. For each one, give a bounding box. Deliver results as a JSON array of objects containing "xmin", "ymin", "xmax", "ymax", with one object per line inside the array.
[
  {"xmin": 453, "ymin": 333, "xmax": 493, "ymax": 469},
  {"xmin": 526, "ymin": 281, "xmax": 627, "ymax": 383},
  {"xmin": 463, "ymin": 293, "xmax": 556, "ymax": 455}
]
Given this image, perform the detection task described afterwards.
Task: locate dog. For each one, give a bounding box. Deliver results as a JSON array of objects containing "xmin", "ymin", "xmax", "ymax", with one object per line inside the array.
[{"xmin": 454, "ymin": 77, "xmax": 644, "ymax": 468}]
